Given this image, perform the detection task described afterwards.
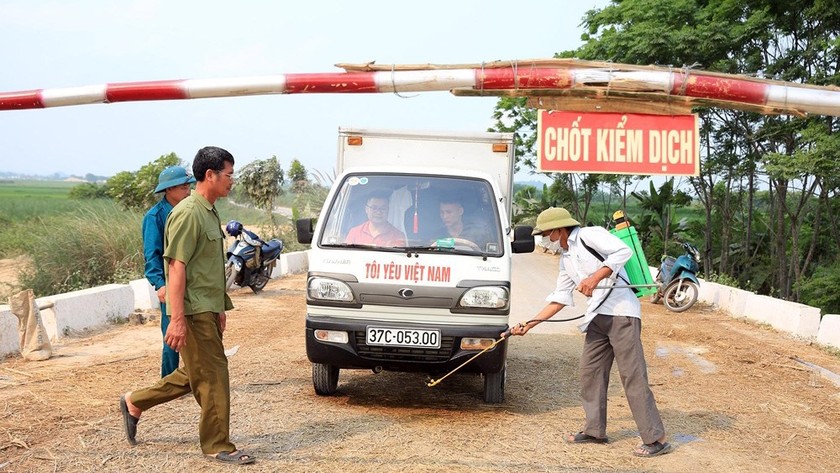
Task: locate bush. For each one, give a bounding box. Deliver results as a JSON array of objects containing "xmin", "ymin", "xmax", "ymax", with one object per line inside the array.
[
  {"xmin": 18, "ymin": 201, "xmax": 144, "ymax": 297},
  {"xmin": 797, "ymin": 262, "xmax": 840, "ymax": 315},
  {"xmin": 68, "ymin": 183, "xmax": 108, "ymax": 199}
]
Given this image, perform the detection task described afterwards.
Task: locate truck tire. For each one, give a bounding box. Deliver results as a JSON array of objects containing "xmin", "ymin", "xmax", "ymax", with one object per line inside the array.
[
  {"xmin": 312, "ymin": 363, "xmax": 339, "ymax": 395},
  {"xmin": 483, "ymin": 366, "xmax": 506, "ymax": 403}
]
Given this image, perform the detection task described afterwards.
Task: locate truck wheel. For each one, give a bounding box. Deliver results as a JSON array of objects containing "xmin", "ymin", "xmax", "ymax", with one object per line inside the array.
[
  {"xmin": 312, "ymin": 363, "xmax": 339, "ymax": 395},
  {"xmin": 483, "ymin": 366, "xmax": 506, "ymax": 403}
]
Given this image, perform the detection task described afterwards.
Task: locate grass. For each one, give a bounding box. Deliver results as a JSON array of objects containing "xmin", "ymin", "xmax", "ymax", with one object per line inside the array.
[
  {"xmin": 11, "ymin": 200, "xmax": 144, "ymax": 298},
  {"xmin": 0, "ymin": 181, "xmax": 94, "ymax": 258},
  {"xmin": 0, "ymin": 180, "xmax": 306, "ymax": 298},
  {"xmin": 0, "ymin": 180, "xmax": 82, "ymax": 222},
  {"xmin": 0, "ymin": 180, "xmax": 144, "ymax": 297}
]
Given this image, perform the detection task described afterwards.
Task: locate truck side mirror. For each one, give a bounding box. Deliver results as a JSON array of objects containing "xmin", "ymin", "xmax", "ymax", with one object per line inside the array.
[
  {"xmin": 296, "ymin": 218, "xmax": 315, "ymax": 244},
  {"xmin": 511, "ymin": 225, "xmax": 535, "ymax": 253}
]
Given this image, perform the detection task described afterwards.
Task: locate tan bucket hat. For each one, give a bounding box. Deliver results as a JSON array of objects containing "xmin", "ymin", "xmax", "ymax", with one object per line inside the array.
[{"xmin": 531, "ymin": 207, "xmax": 581, "ymax": 235}]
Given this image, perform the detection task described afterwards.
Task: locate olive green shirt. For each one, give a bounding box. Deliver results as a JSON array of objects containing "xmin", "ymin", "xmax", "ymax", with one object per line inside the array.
[{"xmin": 163, "ymin": 191, "xmax": 234, "ymax": 315}]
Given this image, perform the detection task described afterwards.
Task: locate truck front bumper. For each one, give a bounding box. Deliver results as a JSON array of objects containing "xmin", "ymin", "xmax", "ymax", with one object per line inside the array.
[{"xmin": 305, "ymin": 315, "xmax": 508, "ymax": 374}]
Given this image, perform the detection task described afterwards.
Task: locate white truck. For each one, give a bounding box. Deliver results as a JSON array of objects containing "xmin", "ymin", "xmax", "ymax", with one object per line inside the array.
[{"xmin": 295, "ymin": 127, "xmax": 535, "ymax": 403}]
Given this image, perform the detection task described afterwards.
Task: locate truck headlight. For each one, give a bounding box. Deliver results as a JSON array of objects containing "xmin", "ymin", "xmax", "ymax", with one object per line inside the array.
[
  {"xmin": 458, "ymin": 287, "xmax": 508, "ymax": 309},
  {"xmin": 308, "ymin": 277, "xmax": 354, "ymax": 302}
]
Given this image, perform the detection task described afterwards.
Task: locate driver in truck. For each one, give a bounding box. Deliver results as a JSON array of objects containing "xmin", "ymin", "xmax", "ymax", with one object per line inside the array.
[{"xmin": 436, "ymin": 195, "xmax": 491, "ymax": 250}]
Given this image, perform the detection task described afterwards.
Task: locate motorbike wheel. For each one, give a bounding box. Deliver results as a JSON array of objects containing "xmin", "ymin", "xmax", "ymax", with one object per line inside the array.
[
  {"xmin": 483, "ymin": 365, "xmax": 506, "ymax": 404},
  {"xmin": 224, "ymin": 263, "xmax": 239, "ymax": 292},
  {"xmin": 663, "ymin": 280, "xmax": 699, "ymax": 312},
  {"xmin": 249, "ymin": 263, "xmax": 273, "ymax": 293},
  {"xmin": 312, "ymin": 363, "xmax": 339, "ymax": 395}
]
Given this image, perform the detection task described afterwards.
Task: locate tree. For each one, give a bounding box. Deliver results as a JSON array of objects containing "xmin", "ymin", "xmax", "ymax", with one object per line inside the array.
[
  {"xmin": 288, "ymin": 159, "xmax": 308, "ymax": 190},
  {"xmin": 236, "ymin": 156, "xmax": 285, "ymax": 225},
  {"xmin": 631, "ymin": 178, "xmax": 693, "ymax": 260},
  {"xmin": 105, "ymin": 153, "xmax": 181, "ymax": 211},
  {"xmin": 535, "ymin": 0, "xmax": 840, "ymax": 309}
]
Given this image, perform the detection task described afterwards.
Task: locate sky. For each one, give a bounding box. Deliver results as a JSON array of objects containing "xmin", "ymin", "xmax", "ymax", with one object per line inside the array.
[{"xmin": 0, "ymin": 0, "xmax": 609, "ymax": 180}]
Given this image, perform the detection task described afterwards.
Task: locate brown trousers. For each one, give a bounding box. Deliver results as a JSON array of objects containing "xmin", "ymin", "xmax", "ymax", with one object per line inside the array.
[
  {"xmin": 130, "ymin": 312, "xmax": 235, "ymax": 454},
  {"xmin": 579, "ymin": 314, "xmax": 665, "ymax": 444}
]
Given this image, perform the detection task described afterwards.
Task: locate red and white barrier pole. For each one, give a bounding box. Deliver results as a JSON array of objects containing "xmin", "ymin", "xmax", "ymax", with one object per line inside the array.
[{"xmin": 2, "ymin": 63, "xmax": 839, "ymax": 117}]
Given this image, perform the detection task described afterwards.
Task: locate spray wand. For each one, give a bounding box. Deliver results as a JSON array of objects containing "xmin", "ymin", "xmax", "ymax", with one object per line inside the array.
[{"xmin": 426, "ymin": 314, "xmax": 589, "ymax": 388}]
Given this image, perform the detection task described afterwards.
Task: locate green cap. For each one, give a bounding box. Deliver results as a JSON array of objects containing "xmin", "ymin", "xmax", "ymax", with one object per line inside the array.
[{"xmin": 531, "ymin": 207, "xmax": 580, "ymax": 235}]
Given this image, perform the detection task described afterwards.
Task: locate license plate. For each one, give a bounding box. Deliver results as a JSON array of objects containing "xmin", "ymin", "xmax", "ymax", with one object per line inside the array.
[{"xmin": 366, "ymin": 327, "xmax": 441, "ymax": 348}]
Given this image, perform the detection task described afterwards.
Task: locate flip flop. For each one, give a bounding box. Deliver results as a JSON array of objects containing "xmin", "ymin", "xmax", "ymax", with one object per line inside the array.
[
  {"xmin": 119, "ymin": 396, "xmax": 139, "ymax": 446},
  {"xmin": 565, "ymin": 431, "xmax": 608, "ymax": 444},
  {"xmin": 207, "ymin": 450, "xmax": 256, "ymax": 465},
  {"xmin": 633, "ymin": 441, "xmax": 673, "ymax": 457}
]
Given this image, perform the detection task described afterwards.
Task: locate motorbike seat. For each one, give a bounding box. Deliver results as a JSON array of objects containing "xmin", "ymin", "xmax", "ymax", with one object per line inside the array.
[{"xmin": 262, "ymin": 240, "xmax": 283, "ymax": 259}]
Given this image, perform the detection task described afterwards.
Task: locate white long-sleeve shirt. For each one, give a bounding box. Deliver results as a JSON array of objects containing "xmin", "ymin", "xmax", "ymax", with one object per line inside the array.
[{"xmin": 544, "ymin": 226, "xmax": 642, "ymax": 332}]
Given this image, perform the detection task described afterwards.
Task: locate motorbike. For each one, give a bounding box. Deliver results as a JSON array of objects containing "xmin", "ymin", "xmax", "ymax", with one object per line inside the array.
[
  {"xmin": 650, "ymin": 241, "xmax": 701, "ymax": 312},
  {"xmin": 224, "ymin": 220, "xmax": 284, "ymax": 293}
]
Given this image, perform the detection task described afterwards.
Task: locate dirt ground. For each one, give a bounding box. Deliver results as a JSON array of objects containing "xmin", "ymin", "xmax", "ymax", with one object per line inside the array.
[{"xmin": 1, "ymin": 258, "xmax": 840, "ymax": 472}]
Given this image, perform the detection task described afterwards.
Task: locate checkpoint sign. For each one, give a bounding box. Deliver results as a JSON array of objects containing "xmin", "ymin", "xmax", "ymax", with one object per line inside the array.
[{"xmin": 537, "ymin": 110, "xmax": 700, "ymax": 176}]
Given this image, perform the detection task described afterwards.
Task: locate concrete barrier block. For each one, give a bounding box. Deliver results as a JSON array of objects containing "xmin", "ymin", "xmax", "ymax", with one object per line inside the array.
[
  {"xmin": 130, "ymin": 279, "xmax": 158, "ymax": 310},
  {"xmin": 283, "ymin": 251, "xmax": 308, "ymax": 274},
  {"xmin": 36, "ymin": 284, "xmax": 134, "ymax": 339},
  {"xmin": 698, "ymin": 281, "xmax": 723, "ymax": 307},
  {"xmin": 817, "ymin": 314, "xmax": 840, "ymax": 349},
  {"xmin": 269, "ymin": 251, "xmax": 308, "ymax": 278},
  {"xmin": 743, "ymin": 293, "xmax": 778, "ymax": 324},
  {"xmin": 720, "ymin": 287, "xmax": 750, "ymax": 318},
  {"xmin": 743, "ymin": 293, "xmax": 820, "ymax": 339},
  {"xmin": 39, "ymin": 306, "xmax": 58, "ymax": 342},
  {"xmin": 0, "ymin": 305, "xmax": 19, "ymax": 357},
  {"xmin": 791, "ymin": 304, "xmax": 822, "ymax": 340}
]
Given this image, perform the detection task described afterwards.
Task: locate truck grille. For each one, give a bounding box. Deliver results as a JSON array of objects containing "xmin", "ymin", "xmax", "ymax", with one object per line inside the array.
[{"xmin": 354, "ymin": 332, "xmax": 455, "ymax": 362}]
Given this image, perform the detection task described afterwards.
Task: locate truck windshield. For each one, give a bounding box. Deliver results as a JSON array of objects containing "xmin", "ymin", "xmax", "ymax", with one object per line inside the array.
[{"xmin": 318, "ymin": 174, "xmax": 504, "ymax": 257}]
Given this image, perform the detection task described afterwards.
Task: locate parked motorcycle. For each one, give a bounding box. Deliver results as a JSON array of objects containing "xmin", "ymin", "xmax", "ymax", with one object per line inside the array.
[
  {"xmin": 224, "ymin": 220, "xmax": 283, "ymax": 293},
  {"xmin": 650, "ymin": 241, "xmax": 701, "ymax": 312}
]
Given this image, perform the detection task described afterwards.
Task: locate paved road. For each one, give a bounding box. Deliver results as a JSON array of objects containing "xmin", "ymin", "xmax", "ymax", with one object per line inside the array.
[{"xmin": 509, "ymin": 250, "xmax": 586, "ymax": 335}]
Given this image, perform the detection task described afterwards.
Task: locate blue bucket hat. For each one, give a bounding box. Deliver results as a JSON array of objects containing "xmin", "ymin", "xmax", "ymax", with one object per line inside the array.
[{"xmin": 154, "ymin": 166, "xmax": 196, "ymax": 193}]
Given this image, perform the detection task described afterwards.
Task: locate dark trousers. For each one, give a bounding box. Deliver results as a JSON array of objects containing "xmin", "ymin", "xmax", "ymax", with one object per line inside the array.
[
  {"xmin": 580, "ymin": 314, "xmax": 665, "ymax": 444},
  {"xmin": 131, "ymin": 312, "xmax": 235, "ymax": 454},
  {"xmin": 159, "ymin": 302, "xmax": 180, "ymax": 377}
]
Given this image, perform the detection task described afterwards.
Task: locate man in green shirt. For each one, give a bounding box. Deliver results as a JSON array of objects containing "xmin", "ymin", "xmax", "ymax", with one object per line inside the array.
[{"xmin": 119, "ymin": 146, "xmax": 255, "ymax": 465}]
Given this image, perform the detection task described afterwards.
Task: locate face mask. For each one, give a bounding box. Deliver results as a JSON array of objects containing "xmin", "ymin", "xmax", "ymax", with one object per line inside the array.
[{"xmin": 542, "ymin": 231, "xmax": 562, "ymax": 252}]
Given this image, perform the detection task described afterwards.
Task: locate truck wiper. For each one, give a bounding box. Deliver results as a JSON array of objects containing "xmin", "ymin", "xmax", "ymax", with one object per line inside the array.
[
  {"xmin": 400, "ymin": 245, "xmax": 488, "ymax": 259},
  {"xmin": 321, "ymin": 242, "xmax": 407, "ymax": 253}
]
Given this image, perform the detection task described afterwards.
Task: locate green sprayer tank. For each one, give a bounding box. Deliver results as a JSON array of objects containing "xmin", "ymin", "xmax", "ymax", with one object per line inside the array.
[{"xmin": 609, "ymin": 210, "xmax": 657, "ymax": 298}]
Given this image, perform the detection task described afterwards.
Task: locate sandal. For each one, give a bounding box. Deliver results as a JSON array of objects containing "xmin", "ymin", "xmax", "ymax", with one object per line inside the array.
[
  {"xmin": 633, "ymin": 441, "xmax": 672, "ymax": 457},
  {"xmin": 207, "ymin": 450, "xmax": 256, "ymax": 465},
  {"xmin": 119, "ymin": 396, "xmax": 139, "ymax": 446},
  {"xmin": 565, "ymin": 431, "xmax": 608, "ymax": 444}
]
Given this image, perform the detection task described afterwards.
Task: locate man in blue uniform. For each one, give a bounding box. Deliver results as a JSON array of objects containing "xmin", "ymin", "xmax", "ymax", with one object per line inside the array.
[{"xmin": 142, "ymin": 165, "xmax": 194, "ymax": 377}]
